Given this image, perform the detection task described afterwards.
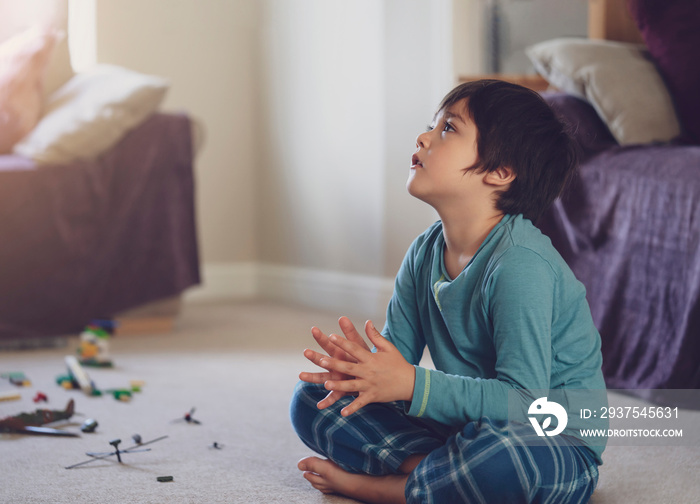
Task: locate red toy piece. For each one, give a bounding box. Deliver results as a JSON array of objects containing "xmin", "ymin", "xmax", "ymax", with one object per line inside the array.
[{"xmin": 33, "ymin": 392, "xmax": 48, "ymax": 403}]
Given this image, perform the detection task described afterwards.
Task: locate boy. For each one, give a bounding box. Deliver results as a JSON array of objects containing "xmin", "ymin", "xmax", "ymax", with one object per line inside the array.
[{"xmin": 290, "ymin": 80, "xmax": 606, "ymax": 503}]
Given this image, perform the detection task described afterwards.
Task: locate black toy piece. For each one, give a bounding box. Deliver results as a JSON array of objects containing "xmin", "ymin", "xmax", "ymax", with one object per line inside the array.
[
  {"xmin": 65, "ymin": 435, "xmax": 168, "ymax": 469},
  {"xmin": 109, "ymin": 439, "xmax": 126, "ymax": 463}
]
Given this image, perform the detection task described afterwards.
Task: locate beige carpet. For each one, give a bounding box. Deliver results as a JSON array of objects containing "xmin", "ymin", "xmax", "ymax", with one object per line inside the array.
[{"xmin": 1, "ymin": 300, "xmax": 698, "ymax": 503}]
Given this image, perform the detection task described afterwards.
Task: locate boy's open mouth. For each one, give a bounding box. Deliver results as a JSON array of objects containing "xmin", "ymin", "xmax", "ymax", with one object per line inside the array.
[{"xmin": 411, "ymin": 154, "xmax": 423, "ymax": 167}]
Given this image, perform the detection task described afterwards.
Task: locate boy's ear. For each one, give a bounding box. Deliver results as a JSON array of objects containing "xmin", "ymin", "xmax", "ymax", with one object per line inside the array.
[{"xmin": 484, "ymin": 166, "xmax": 515, "ymax": 187}]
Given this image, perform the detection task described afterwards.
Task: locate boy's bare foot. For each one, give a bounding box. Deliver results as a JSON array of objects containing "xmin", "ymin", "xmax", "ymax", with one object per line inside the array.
[{"xmin": 298, "ymin": 456, "xmax": 408, "ymax": 504}]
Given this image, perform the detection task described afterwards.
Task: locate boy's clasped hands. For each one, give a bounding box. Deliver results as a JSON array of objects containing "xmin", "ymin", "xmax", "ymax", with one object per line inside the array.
[{"xmin": 300, "ymin": 317, "xmax": 416, "ymax": 417}]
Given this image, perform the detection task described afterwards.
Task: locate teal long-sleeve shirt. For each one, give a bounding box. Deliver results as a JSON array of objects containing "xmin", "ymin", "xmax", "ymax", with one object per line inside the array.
[{"xmin": 382, "ymin": 214, "xmax": 607, "ymax": 463}]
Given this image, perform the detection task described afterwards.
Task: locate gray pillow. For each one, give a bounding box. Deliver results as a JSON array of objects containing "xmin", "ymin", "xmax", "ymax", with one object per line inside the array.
[{"xmin": 526, "ymin": 37, "xmax": 680, "ymax": 145}]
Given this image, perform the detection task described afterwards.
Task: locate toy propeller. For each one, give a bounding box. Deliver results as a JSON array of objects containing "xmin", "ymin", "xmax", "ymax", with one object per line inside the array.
[{"xmin": 173, "ymin": 407, "xmax": 201, "ymax": 425}]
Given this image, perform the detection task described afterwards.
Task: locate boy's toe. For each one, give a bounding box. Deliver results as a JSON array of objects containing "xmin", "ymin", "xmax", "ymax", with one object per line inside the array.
[{"xmin": 298, "ymin": 455, "xmax": 321, "ymax": 472}]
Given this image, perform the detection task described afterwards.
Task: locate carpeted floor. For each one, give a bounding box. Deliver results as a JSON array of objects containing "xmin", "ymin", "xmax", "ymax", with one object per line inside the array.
[{"xmin": 1, "ymin": 300, "xmax": 698, "ymax": 503}]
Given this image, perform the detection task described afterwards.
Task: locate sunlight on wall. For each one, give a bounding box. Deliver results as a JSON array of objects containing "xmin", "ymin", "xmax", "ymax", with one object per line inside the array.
[
  {"xmin": 0, "ymin": 0, "xmax": 66, "ymax": 40},
  {"xmin": 68, "ymin": 0, "xmax": 96, "ymax": 71},
  {"xmin": 0, "ymin": 0, "xmax": 58, "ymax": 26}
]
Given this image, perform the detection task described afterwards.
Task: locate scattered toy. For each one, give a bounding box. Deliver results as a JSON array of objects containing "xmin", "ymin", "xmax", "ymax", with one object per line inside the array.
[
  {"xmin": 173, "ymin": 407, "xmax": 201, "ymax": 425},
  {"xmin": 106, "ymin": 389, "xmax": 132, "ymax": 402},
  {"xmin": 65, "ymin": 435, "xmax": 168, "ymax": 469},
  {"xmin": 57, "ymin": 375, "xmax": 144, "ymax": 401},
  {"xmin": 210, "ymin": 442, "xmax": 223, "ymax": 449},
  {"xmin": 130, "ymin": 380, "xmax": 145, "ymax": 392},
  {"xmin": 157, "ymin": 476, "xmax": 174, "ymax": 482},
  {"xmin": 77, "ymin": 319, "xmax": 116, "ymax": 367},
  {"xmin": 56, "ymin": 374, "xmax": 78, "ymax": 390},
  {"xmin": 1, "ymin": 371, "xmax": 31, "ymax": 387},
  {"xmin": 81, "ymin": 418, "xmax": 98, "ymax": 433},
  {"xmin": 33, "ymin": 392, "xmax": 48, "ymax": 403},
  {"xmin": 0, "ymin": 399, "xmax": 79, "ymax": 436},
  {"xmin": 65, "ymin": 356, "xmax": 96, "ymax": 396},
  {"xmin": 132, "ymin": 434, "xmax": 142, "ymax": 444},
  {"xmin": 0, "ymin": 391, "xmax": 21, "ymax": 402}
]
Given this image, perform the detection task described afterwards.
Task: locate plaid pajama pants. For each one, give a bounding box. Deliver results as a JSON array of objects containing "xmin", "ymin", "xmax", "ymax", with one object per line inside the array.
[{"xmin": 290, "ymin": 381, "xmax": 600, "ymax": 504}]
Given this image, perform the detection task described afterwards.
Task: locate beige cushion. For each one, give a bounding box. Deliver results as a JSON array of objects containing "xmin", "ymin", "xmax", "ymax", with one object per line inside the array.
[
  {"xmin": 14, "ymin": 64, "xmax": 169, "ymax": 165},
  {"xmin": 526, "ymin": 37, "xmax": 681, "ymax": 145},
  {"xmin": 0, "ymin": 26, "xmax": 58, "ymax": 153}
]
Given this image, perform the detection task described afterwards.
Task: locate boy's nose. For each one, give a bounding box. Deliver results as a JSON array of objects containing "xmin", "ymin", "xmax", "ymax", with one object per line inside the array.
[{"xmin": 416, "ymin": 131, "xmax": 429, "ymax": 148}]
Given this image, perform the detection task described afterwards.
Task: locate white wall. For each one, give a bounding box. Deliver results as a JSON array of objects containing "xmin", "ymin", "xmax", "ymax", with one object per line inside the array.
[
  {"xmin": 258, "ymin": 0, "xmax": 386, "ymax": 276},
  {"xmin": 94, "ymin": 0, "xmax": 260, "ymax": 266},
  {"xmin": 381, "ymin": 0, "xmax": 454, "ymax": 276},
  {"xmin": 255, "ymin": 0, "xmax": 454, "ymax": 317},
  {"xmin": 258, "ymin": 0, "xmax": 454, "ymax": 278},
  {"xmin": 88, "ymin": 0, "xmax": 455, "ymax": 319}
]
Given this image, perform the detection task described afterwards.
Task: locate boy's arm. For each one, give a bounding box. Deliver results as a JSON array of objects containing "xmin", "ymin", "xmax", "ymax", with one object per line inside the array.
[
  {"xmin": 381, "ymin": 239, "xmax": 427, "ymax": 365},
  {"xmin": 407, "ymin": 248, "xmax": 555, "ymax": 425}
]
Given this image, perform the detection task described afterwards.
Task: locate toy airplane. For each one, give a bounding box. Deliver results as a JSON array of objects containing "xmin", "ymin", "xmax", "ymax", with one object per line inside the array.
[
  {"xmin": 65, "ymin": 434, "xmax": 168, "ymax": 469},
  {"xmin": 0, "ymin": 399, "xmax": 78, "ymax": 436}
]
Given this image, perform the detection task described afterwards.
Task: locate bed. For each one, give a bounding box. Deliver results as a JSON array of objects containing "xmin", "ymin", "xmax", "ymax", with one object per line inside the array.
[
  {"xmin": 0, "ymin": 2, "xmax": 200, "ymax": 341},
  {"xmin": 530, "ymin": 0, "xmax": 700, "ymax": 390}
]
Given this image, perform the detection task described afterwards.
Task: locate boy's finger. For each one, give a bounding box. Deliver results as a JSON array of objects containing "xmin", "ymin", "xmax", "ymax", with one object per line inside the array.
[
  {"xmin": 317, "ymin": 390, "xmax": 344, "ymax": 410},
  {"xmin": 338, "ymin": 316, "xmax": 371, "ymax": 351},
  {"xmin": 341, "ymin": 396, "xmax": 368, "ymax": 417},
  {"xmin": 303, "ymin": 348, "xmax": 328, "ymax": 366},
  {"xmin": 324, "ymin": 378, "xmax": 362, "ymax": 393},
  {"xmin": 328, "ymin": 334, "xmax": 370, "ymax": 362},
  {"xmin": 299, "ymin": 371, "xmax": 331, "ymax": 383},
  {"xmin": 364, "ymin": 320, "xmax": 390, "ymax": 349},
  {"xmin": 311, "ymin": 326, "xmax": 327, "ymax": 341},
  {"xmin": 327, "ymin": 334, "xmax": 353, "ymax": 360},
  {"xmin": 319, "ymin": 356, "xmax": 356, "ymax": 375},
  {"xmin": 312, "ymin": 327, "xmax": 355, "ymax": 362},
  {"xmin": 311, "ymin": 327, "xmax": 337, "ymax": 354}
]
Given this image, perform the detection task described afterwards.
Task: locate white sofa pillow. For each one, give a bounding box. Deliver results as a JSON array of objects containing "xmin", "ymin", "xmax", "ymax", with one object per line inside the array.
[
  {"xmin": 14, "ymin": 64, "xmax": 169, "ymax": 164},
  {"xmin": 526, "ymin": 38, "xmax": 680, "ymax": 145}
]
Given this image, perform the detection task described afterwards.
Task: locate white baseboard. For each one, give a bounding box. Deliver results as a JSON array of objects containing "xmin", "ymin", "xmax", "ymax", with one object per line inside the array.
[
  {"xmin": 258, "ymin": 264, "xmax": 395, "ymax": 319},
  {"xmin": 185, "ymin": 262, "xmax": 395, "ymax": 320},
  {"xmin": 184, "ymin": 262, "xmax": 259, "ymax": 303}
]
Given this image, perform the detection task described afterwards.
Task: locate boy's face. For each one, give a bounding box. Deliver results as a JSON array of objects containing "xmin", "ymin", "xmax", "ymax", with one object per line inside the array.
[{"xmin": 407, "ymin": 99, "xmax": 481, "ymax": 207}]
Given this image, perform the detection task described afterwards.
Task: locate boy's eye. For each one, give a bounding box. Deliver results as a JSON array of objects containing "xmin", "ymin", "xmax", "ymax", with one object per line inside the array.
[{"xmin": 425, "ymin": 121, "xmax": 454, "ymax": 133}]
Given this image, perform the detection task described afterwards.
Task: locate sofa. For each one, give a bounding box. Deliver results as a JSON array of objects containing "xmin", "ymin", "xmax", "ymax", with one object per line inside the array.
[{"xmin": 0, "ymin": 2, "xmax": 200, "ymax": 340}]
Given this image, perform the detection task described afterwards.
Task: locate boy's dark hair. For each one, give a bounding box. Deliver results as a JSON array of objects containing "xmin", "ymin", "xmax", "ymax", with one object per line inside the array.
[{"xmin": 438, "ymin": 79, "xmax": 578, "ymax": 223}]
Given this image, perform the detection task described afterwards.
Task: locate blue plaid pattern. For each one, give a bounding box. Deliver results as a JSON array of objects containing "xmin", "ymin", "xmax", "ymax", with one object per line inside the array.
[
  {"xmin": 290, "ymin": 381, "xmax": 452, "ymax": 475},
  {"xmin": 291, "ymin": 381, "xmax": 599, "ymax": 503},
  {"xmin": 406, "ymin": 417, "xmax": 599, "ymax": 504}
]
